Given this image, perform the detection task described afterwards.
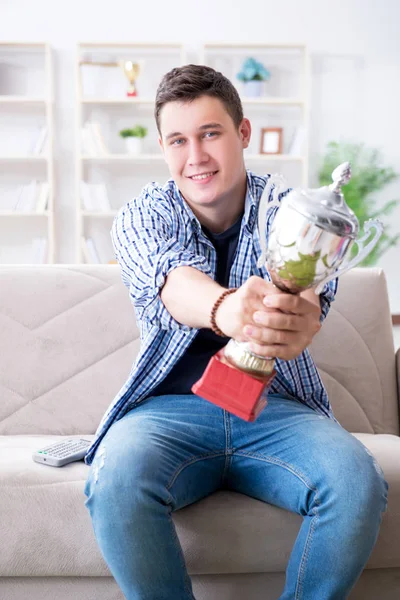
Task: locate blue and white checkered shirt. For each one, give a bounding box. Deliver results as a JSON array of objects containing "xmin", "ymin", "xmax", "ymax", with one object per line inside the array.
[{"xmin": 85, "ymin": 170, "xmax": 338, "ymax": 465}]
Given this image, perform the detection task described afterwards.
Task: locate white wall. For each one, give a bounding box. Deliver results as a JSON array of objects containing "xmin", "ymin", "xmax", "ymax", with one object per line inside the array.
[{"xmin": 1, "ymin": 0, "xmax": 400, "ymax": 310}]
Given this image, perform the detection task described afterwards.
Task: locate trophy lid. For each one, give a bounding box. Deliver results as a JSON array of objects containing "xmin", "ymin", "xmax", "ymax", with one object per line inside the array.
[{"xmin": 286, "ymin": 162, "xmax": 359, "ymax": 238}]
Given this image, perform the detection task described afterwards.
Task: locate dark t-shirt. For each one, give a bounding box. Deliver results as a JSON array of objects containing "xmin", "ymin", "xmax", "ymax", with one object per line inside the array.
[{"xmin": 151, "ymin": 215, "xmax": 242, "ymax": 396}]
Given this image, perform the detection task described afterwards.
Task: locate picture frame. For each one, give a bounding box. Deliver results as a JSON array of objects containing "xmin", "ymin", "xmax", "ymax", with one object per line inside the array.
[{"xmin": 260, "ymin": 127, "xmax": 283, "ymax": 155}]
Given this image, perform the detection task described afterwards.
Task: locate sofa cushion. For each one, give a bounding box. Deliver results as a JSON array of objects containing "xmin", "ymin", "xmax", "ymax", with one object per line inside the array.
[
  {"xmin": 0, "ymin": 266, "xmax": 140, "ymax": 436},
  {"xmin": 1, "ymin": 432, "xmax": 399, "ymax": 577}
]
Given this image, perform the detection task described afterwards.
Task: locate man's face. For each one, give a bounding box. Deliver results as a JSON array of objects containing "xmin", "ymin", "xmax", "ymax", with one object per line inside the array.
[{"xmin": 158, "ymin": 95, "xmax": 251, "ymax": 213}]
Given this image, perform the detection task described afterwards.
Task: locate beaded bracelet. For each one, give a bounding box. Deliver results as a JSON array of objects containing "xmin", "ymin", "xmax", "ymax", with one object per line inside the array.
[{"xmin": 210, "ymin": 288, "xmax": 237, "ymax": 337}]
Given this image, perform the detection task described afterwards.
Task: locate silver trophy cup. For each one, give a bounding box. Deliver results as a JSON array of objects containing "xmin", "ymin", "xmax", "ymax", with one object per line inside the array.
[{"xmin": 224, "ymin": 162, "xmax": 383, "ymax": 375}]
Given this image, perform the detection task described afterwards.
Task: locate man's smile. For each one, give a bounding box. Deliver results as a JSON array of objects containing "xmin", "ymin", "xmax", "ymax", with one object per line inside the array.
[{"xmin": 187, "ymin": 171, "xmax": 218, "ymax": 183}]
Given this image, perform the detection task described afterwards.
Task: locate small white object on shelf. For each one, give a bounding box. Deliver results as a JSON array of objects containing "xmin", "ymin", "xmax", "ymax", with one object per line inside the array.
[
  {"xmin": 125, "ymin": 137, "xmax": 143, "ymax": 155},
  {"xmin": 36, "ymin": 182, "xmax": 49, "ymax": 212},
  {"xmin": 289, "ymin": 126, "xmax": 306, "ymax": 156},
  {"xmin": 14, "ymin": 180, "xmax": 38, "ymax": 212},
  {"xmin": 81, "ymin": 122, "xmax": 109, "ymax": 155},
  {"xmin": 30, "ymin": 237, "xmax": 48, "ymax": 264},
  {"xmin": 81, "ymin": 236, "xmax": 101, "ymax": 264},
  {"xmin": 31, "ymin": 126, "xmax": 48, "ymax": 155},
  {"xmin": 80, "ymin": 181, "xmax": 111, "ymax": 212}
]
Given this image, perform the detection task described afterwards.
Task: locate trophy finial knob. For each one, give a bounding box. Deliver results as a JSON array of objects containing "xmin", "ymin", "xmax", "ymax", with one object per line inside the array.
[{"xmin": 329, "ymin": 162, "xmax": 351, "ymax": 194}]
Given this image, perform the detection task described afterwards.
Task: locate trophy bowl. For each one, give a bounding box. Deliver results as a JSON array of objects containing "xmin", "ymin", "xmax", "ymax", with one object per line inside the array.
[{"xmin": 265, "ymin": 162, "xmax": 383, "ymax": 296}]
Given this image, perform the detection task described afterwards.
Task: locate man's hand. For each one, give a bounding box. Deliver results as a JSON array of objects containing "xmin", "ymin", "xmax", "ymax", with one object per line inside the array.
[{"xmin": 216, "ymin": 276, "xmax": 321, "ymax": 361}]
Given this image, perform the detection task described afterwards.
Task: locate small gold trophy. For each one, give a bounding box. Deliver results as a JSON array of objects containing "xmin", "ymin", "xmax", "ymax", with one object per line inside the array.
[{"xmin": 119, "ymin": 60, "xmax": 141, "ymax": 97}]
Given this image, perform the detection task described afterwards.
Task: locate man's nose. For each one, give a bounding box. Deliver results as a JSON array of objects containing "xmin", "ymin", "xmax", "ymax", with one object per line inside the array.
[{"xmin": 188, "ymin": 140, "xmax": 208, "ymax": 165}]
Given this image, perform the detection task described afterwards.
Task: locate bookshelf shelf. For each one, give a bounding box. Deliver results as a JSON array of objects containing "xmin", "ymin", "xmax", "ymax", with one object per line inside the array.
[
  {"xmin": 0, "ymin": 42, "xmax": 55, "ymax": 264},
  {"xmin": 81, "ymin": 97, "xmax": 155, "ymax": 105},
  {"xmin": 245, "ymin": 154, "xmax": 305, "ymax": 162},
  {"xmin": 242, "ymin": 98, "xmax": 305, "ymax": 106},
  {"xmin": 81, "ymin": 154, "xmax": 164, "ymax": 162},
  {"xmin": 0, "ymin": 211, "xmax": 49, "ymax": 217},
  {"xmin": 0, "ymin": 155, "xmax": 48, "ymax": 162},
  {"xmin": 82, "ymin": 211, "xmax": 118, "ymax": 217},
  {"xmin": 0, "ymin": 96, "xmax": 47, "ymax": 104}
]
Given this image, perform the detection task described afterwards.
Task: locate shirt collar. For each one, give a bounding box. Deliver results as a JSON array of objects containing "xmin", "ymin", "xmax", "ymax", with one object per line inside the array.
[{"xmin": 171, "ymin": 170, "xmax": 258, "ymax": 234}]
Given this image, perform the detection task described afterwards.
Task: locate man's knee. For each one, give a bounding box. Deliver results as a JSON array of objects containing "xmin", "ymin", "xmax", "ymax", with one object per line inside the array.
[{"xmin": 317, "ymin": 435, "xmax": 388, "ymax": 521}]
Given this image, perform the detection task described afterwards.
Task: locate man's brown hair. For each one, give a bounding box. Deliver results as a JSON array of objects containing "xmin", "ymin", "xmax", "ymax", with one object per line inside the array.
[{"xmin": 155, "ymin": 64, "xmax": 244, "ymax": 135}]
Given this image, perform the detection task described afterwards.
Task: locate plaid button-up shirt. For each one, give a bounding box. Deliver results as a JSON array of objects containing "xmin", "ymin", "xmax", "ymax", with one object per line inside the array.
[{"xmin": 85, "ymin": 171, "xmax": 338, "ymax": 466}]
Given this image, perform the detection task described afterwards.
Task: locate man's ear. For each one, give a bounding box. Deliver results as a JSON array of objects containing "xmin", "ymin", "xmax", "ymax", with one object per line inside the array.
[{"xmin": 239, "ymin": 118, "xmax": 251, "ymax": 149}]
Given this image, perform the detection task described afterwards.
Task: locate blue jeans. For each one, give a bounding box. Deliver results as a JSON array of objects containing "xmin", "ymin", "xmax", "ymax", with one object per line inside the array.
[{"xmin": 84, "ymin": 394, "xmax": 388, "ymax": 600}]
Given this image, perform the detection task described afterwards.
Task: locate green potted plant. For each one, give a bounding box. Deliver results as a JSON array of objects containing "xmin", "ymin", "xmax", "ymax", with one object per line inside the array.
[
  {"xmin": 119, "ymin": 125, "xmax": 148, "ymax": 155},
  {"xmin": 237, "ymin": 57, "xmax": 271, "ymax": 97},
  {"xmin": 318, "ymin": 141, "xmax": 399, "ymax": 266}
]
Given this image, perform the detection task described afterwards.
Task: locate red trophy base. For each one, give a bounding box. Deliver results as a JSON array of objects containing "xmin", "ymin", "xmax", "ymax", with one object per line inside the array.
[
  {"xmin": 127, "ymin": 91, "xmax": 137, "ymax": 97},
  {"xmin": 192, "ymin": 350, "xmax": 275, "ymax": 422}
]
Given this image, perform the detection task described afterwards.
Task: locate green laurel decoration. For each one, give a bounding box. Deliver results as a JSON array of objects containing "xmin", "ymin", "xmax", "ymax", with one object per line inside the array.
[{"xmin": 277, "ymin": 251, "xmax": 322, "ymax": 288}]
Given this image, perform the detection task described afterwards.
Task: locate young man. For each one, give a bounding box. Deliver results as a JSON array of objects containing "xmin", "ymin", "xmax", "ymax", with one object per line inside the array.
[{"xmin": 84, "ymin": 65, "xmax": 388, "ymax": 600}]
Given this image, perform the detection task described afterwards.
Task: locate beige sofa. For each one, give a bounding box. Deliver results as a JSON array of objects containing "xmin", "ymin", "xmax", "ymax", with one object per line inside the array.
[{"xmin": 0, "ymin": 264, "xmax": 399, "ymax": 600}]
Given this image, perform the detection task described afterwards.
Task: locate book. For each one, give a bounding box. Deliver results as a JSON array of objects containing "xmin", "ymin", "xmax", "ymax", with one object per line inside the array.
[
  {"xmin": 92, "ymin": 230, "xmax": 114, "ymax": 263},
  {"xmin": 91, "ymin": 182, "xmax": 111, "ymax": 211},
  {"xmin": 15, "ymin": 180, "xmax": 38, "ymax": 212},
  {"xmin": 81, "ymin": 122, "xmax": 108, "ymax": 155},
  {"xmin": 81, "ymin": 127, "xmax": 98, "ymax": 155},
  {"xmin": 89, "ymin": 122, "xmax": 109, "ymax": 154},
  {"xmin": 81, "ymin": 237, "xmax": 101, "ymax": 263},
  {"xmin": 30, "ymin": 237, "xmax": 48, "ymax": 264},
  {"xmin": 80, "ymin": 181, "xmax": 94, "ymax": 211},
  {"xmin": 288, "ymin": 126, "xmax": 306, "ymax": 156},
  {"xmin": 31, "ymin": 126, "xmax": 48, "ymax": 155},
  {"xmin": 80, "ymin": 180, "xmax": 111, "ymax": 212},
  {"xmin": 36, "ymin": 182, "xmax": 49, "ymax": 212}
]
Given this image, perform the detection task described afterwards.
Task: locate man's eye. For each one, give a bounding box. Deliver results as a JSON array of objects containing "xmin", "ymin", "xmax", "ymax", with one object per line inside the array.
[
  {"xmin": 171, "ymin": 138, "xmax": 184, "ymax": 146},
  {"xmin": 204, "ymin": 131, "xmax": 219, "ymax": 138}
]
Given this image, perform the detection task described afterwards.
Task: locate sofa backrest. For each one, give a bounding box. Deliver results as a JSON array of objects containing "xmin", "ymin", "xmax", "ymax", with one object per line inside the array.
[
  {"xmin": 0, "ymin": 265, "xmax": 397, "ymax": 436},
  {"xmin": 309, "ymin": 267, "xmax": 398, "ymax": 435}
]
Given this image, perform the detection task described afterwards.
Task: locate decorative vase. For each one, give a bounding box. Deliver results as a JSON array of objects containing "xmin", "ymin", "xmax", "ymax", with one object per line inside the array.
[
  {"xmin": 243, "ymin": 80, "xmax": 264, "ymax": 97},
  {"xmin": 125, "ymin": 137, "xmax": 143, "ymax": 155}
]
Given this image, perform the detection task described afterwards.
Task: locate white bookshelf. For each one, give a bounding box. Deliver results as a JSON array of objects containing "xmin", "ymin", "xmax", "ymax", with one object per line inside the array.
[
  {"xmin": 75, "ymin": 42, "xmax": 186, "ymax": 263},
  {"xmin": 200, "ymin": 43, "xmax": 309, "ymax": 187},
  {"xmin": 0, "ymin": 42, "xmax": 55, "ymax": 264}
]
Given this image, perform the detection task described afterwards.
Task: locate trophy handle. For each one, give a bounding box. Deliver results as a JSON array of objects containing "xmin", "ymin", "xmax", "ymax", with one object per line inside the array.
[{"xmin": 315, "ymin": 219, "xmax": 384, "ymax": 294}]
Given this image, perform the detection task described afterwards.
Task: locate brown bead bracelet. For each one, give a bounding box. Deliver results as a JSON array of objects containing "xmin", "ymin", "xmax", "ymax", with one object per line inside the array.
[{"xmin": 210, "ymin": 288, "xmax": 237, "ymax": 337}]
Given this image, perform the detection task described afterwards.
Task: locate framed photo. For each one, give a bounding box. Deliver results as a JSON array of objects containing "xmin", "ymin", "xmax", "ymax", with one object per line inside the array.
[{"xmin": 260, "ymin": 127, "xmax": 283, "ymax": 155}]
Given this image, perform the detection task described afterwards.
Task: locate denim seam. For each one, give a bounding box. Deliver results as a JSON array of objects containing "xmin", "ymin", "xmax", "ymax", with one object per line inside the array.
[
  {"xmin": 295, "ymin": 504, "xmax": 319, "ymax": 599},
  {"xmin": 222, "ymin": 410, "xmax": 233, "ymax": 485},
  {"xmin": 234, "ymin": 451, "xmax": 320, "ymax": 492},
  {"xmin": 166, "ymin": 452, "xmax": 227, "ymax": 491},
  {"xmin": 166, "ymin": 507, "xmax": 197, "ymax": 599}
]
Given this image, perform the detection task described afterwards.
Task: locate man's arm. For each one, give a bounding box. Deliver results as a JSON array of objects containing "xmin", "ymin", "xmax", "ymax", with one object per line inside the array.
[
  {"xmin": 160, "ymin": 266, "xmax": 224, "ymax": 330},
  {"xmin": 111, "ymin": 185, "xmax": 213, "ymax": 332},
  {"xmin": 161, "ymin": 269, "xmax": 285, "ymax": 341}
]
